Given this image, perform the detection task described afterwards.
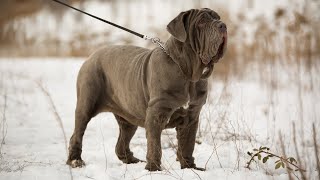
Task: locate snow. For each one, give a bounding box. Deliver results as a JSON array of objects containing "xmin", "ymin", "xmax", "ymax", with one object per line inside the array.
[
  {"xmin": 0, "ymin": 0, "xmax": 319, "ymax": 179},
  {"xmin": 0, "ymin": 58, "xmax": 319, "ymax": 180}
]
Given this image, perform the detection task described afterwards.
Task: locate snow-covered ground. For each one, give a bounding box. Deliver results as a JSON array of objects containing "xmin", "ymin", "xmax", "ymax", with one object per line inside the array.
[
  {"xmin": 0, "ymin": 58, "xmax": 319, "ymax": 180},
  {"xmin": 0, "ymin": 0, "xmax": 319, "ymax": 179}
]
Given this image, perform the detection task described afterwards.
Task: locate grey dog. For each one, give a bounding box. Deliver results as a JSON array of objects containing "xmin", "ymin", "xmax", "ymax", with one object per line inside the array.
[{"xmin": 66, "ymin": 8, "xmax": 227, "ymax": 171}]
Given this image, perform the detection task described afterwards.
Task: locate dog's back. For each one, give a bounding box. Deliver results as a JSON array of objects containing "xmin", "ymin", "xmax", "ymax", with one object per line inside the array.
[{"xmin": 77, "ymin": 45, "xmax": 156, "ymax": 126}]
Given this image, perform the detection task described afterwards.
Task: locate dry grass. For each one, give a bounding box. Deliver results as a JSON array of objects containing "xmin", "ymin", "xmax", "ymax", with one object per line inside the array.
[
  {"xmin": 1, "ymin": 0, "xmax": 319, "ymax": 73},
  {"xmin": 313, "ymin": 123, "xmax": 320, "ymax": 180},
  {"xmin": 0, "ymin": 89, "xmax": 7, "ymax": 159},
  {"xmin": 36, "ymin": 81, "xmax": 74, "ymax": 180},
  {"xmin": 0, "ymin": 0, "xmax": 80, "ymax": 55}
]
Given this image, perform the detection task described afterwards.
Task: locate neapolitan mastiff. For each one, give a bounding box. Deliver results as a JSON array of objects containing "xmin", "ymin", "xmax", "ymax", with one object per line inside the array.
[{"xmin": 66, "ymin": 8, "xmax": 227, "ymax": 171}]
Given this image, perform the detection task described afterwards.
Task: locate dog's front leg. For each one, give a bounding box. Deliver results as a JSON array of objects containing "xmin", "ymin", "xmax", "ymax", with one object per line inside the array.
[
  {"xmin": 145, "ymin": 106, "xmax": 172, "ymax": 171},
  {"xmin": 176, "ymin": 111, "xmax": 205, "ymax": 171}
]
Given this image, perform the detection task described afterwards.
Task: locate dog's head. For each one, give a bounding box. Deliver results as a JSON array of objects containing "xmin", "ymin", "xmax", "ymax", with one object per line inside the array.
[{"xmin": 167, "ymin": 8, "xmax": 227, "ymax": 66}]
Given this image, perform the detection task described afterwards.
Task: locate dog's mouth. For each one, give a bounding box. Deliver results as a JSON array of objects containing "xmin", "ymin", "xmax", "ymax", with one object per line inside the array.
[
  {"xmin": 201, "ymin": 32, "xmax": 228, "ymax": 65},
  {"xmin": 212, "ymin": 32, "xmax": 227, "ymax": 63}
]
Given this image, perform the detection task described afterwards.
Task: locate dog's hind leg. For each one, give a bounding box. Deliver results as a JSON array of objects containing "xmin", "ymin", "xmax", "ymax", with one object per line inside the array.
[
  {"xmin": 67, "ymin": 103, "xmax": 94, "ymax": 168},
  {"xmin": 114, "ymin": 115, "xmax": 142, "ymax": 164},
  {"xmin": 67, "ymin": 64, "xmax": 103, "ymax": 168}
]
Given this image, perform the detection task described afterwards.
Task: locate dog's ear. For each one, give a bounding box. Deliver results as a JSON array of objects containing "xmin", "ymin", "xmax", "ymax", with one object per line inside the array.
[{"xmin": 167, "ymin": 11, "xmax": 190, "ymax": 42}]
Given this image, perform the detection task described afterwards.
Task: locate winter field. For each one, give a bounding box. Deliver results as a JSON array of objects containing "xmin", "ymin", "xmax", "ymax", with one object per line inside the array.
[
  {"xmin": 1, "ymin": 0, "xmax": 320, "ymax": 179},
  {"xmin": 0, "ymin": 57, "xmax": 319, "ymax": 180}
]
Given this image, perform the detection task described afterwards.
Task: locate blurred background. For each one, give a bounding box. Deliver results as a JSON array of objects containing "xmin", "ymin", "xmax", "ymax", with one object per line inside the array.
[{"xmin": 0, "ymin": 0, "xmax": 319, "ymax": 79}]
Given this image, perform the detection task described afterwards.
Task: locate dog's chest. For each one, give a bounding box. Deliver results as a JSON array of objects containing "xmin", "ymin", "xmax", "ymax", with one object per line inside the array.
[
  {"xmin": 180, "ymin": 81, "xmax": 204, "ymax": 110},
  {"xmin": 165, "ymin": 80, "xmax": 208, "ymax": 128},
  {"xmin": 182, "ymin": 100, "xmax": 190, "ymax": 109}
]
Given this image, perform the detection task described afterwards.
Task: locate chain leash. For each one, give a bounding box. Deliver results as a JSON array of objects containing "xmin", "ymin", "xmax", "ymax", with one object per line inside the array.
[{"xmin": 144, "ymin": 36, "xmax": 169, "ymax": 56}]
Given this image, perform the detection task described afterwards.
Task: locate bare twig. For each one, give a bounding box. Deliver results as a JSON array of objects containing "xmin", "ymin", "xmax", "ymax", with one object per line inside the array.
[
  {"xmin": 293, "ymin": 122, "xmax": 307, "ymax": 180},
  {"xmin": 279, "ymin": 132, "xmax": 294, "ymax": 180},
  {"xmin": 37, "ymin": 82, "xmax": 68, "ymax": 152},
  {"xmin": 0, "ymin": 160, "xmax": 28, "ymax": 173},
  {"xmin": 133, "ymin": 172, "xmax": 180, "ymax": 180},
  {"xmin": 204, "ymin": 140, "xmax": 223, "ymax": 169},
  {"xmin": 162, "ymin": 130, "xmax": 187, "ymax": 179},
  {"xmin": 36, "ymin": 82, "xmax": 73, "ymax": 180},
  {"xmin": 0, "ymin": 90, "xmax": 8, "ymax": 159},
  {"xmin": 246, "ymin": 148, "xmax": 306, "ymax": 172},
  {"xmin": 23, "ymin": 160, "xmax": 53, "ymax": 166},
  {"xmin": 203, "ymin": 83, "xmax": 231, "ymax": 170},
  {"xmin": 163, "ymin": 129, "xmax": 203, "ymax": 180},
  {"xmin": 99, "ymin": 119, "xmax": 108, "ymax": 172},
  {"xmin": 228, "ymin": 118, "xmax": 241, "ymax": 171},
  {"xmin": 200, "ymin": 82, "xmax": 228, "ymax": 141},
  {"xmin": 312, "ymin": 123, "xmax": 320, "ymax": 180}
]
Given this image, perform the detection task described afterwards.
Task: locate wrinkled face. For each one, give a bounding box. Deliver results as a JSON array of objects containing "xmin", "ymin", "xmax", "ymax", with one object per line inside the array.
[
  {"xmin": 195, "ymin": 9, "xmax": 228, "ymax": 65},
  {"xmin": 167, "ymin": 8, "xmax": 228, "ymax": 67}
]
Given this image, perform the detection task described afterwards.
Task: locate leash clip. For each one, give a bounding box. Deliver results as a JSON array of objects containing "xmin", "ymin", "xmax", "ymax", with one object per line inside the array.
[{"xmin": 144, "ymin": 35, "xmax": 169, "ymax": 56}]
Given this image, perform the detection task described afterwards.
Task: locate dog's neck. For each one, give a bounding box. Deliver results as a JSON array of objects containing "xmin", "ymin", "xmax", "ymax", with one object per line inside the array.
[{"xmin": 165, "ymin": 36, "xmax": 206, "ymax": 82}]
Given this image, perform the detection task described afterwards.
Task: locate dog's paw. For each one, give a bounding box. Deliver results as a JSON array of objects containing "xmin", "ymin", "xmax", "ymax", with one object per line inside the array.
[
  {"xmin": 145, "ymin": 162, "xmax": 162, "ymax": 171},
  {"xmin": 181, "ymin": 163, "xmax": 206, "ymax": 171},
  {"xmin": 121, "ymin": 156, "xmax": 145, "ymax": 164},
  {"xmin": 67, "ymin": 159, "xmax": 86, "ymax": 168},
  {"xmin": 193, "ymin": 166, "xmax": 206, "ymax": 171}
]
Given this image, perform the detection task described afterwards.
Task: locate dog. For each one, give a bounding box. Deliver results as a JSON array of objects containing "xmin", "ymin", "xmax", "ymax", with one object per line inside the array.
[{"xmin": 66, "ymin": 8, "xmax": 227, "ymax": 171}]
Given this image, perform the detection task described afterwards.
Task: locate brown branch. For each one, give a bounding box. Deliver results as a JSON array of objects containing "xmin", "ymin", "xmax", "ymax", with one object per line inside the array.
[
  {"xmin": 133, "ymin": 172, "xmax": 180, "ymax": 180},
  {"xmin": 163, "ymin": 129, "xmax": 202, "ymax": 180},
  {"xmin": 204, "ymin": 114, "xmax": 223, "ymax": 169},
  {"xmin": 312, "ymin": 123, "xmax": 320, "ymax": 180},
  {"xmin": 37, "ymin": 82, "xmax": 68, "ymax": 152},
  {"xmin": 163, "ymin": 130, "xmax": 189, "ymax": 180},
  {"xmin": 36, "ymin": 82, "xmax": 73, "ymax": 180},
  {"xmin": 292, "ymin": 122, "xmax": 307, "ymax": 180},
  {"xmin": 246, "ymin": 148, "xmax": 306, "ymax": 172},
  {"xmin": 0, "ymin": 91, "xmax": 8, "ymax": 158},
  {"xmin": 279, "ymin": 132, "xmax": 294, "ymax": 180},
  {"xmin": 99, "ymin": 119, "xmax": 108, "ymax": 172}
]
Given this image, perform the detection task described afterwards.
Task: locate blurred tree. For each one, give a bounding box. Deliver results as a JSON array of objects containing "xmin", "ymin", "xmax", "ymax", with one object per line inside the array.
[
  {"xmin": 0, "ymin": 0, "xmax": 85, "ymax": 26},
  {"xmin": 0, "ymin": 0, "xmax": 42, "ymax": 26},
  {"xmin": 0, "ymin": 0, "xmax": 82, "ymax": 47}
]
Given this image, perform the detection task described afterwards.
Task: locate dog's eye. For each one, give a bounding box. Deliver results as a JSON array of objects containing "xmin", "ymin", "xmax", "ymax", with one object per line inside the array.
[
  {"xmin": 198, "ymin": 13, "xmax": 213, "ymax": 28},
  {"xmin": 198, "ymin": 90, "xmax": 207, "ymax": 96},
  {"xmin": 198, "ymin": 19, "xmax": 209, "ymax": 28}
]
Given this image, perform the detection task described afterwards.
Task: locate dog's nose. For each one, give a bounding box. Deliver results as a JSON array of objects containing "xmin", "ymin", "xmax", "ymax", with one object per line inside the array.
[{"xmin": 218, "ymin": 22, "xmax": 227, "ymax": 32}]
